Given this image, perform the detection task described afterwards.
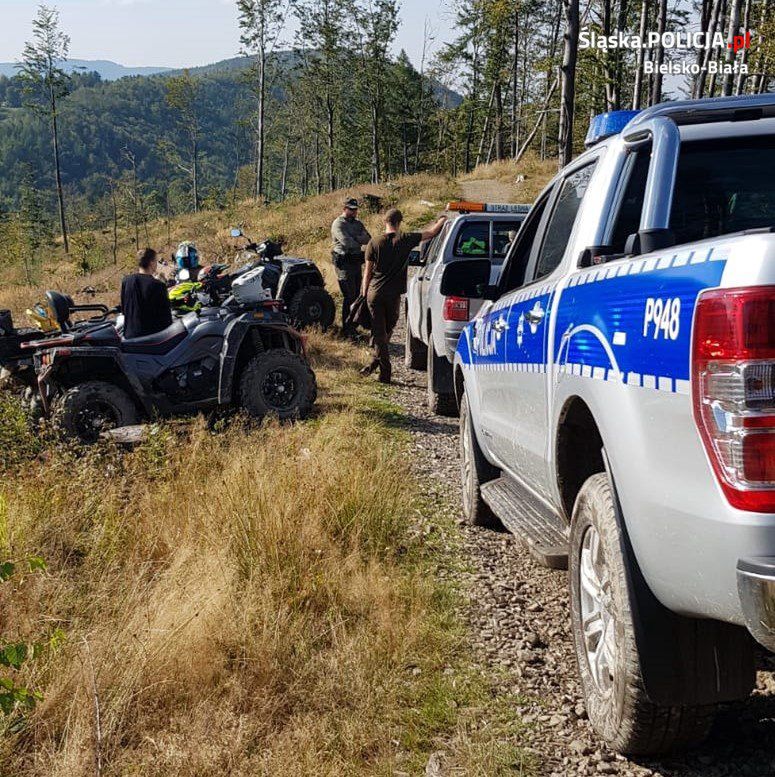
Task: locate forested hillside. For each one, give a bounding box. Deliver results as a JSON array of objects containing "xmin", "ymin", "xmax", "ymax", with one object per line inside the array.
[
  {"xmin": 1, "ymin": 0, "xmax": 774, "ymax": 281},
  {"xmin": 0, "ymin": 51, "xmax": 457, "ymax": 212}
]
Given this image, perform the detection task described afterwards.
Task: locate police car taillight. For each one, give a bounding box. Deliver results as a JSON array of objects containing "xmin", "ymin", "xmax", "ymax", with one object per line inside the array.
[
  {"xmin": 443, "ymin": 296, "xmax": 470, "ymax": 322},
  {"xmin": 692, "ymin": 287, "xmax": 775, "ymax": 512}
]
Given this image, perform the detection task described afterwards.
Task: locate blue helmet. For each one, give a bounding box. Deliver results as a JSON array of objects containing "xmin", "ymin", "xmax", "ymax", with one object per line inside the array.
[{"xmin": 175, "ymin": 241, "xmax": 200, "ymax": 270}]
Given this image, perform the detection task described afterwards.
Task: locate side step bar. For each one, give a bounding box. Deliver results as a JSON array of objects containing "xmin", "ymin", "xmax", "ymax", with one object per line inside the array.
[{"xmin": 480, "ymin": 477, "xmax": 569, "ymax": 569}]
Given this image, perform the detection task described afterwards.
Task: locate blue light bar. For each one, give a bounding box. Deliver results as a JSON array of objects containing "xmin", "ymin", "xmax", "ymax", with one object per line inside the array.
[{"xmin": 585, "ymin": 110, "xmax": 641, "ymax": 147}]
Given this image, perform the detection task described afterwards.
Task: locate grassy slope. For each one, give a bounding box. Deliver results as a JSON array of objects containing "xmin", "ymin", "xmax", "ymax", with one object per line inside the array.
[{"xmin": 0, "ymin": 158, "xmax": 554, "ymax": 776}]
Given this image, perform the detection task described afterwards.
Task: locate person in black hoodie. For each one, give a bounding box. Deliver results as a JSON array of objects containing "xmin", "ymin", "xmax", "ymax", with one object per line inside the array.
[{"xmin": 120, "ymin": 248, "xmax": 173, "ymax": 339}]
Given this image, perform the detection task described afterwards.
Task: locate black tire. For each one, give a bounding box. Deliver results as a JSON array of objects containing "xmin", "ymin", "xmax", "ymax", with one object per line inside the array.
[
  {"xmin": 238, "ymin": 349, "xmax": 317, "ymax": 421},
  {"xmin": 459, "ymin": 390, "xmax": 501, "ymax": 528},
  {"xmin": 569, "ymin": 473, "xmax": 715, "ymax": 754},
  {"xmin": 404, "ymin": 311, "xmax": 427, "ymax": 370},
  {"xmin": 288, "ymin": 286, "xmax": 336, "ymax": 331},
  {"xmin": 427, "ymin": 341, "xmax": 458, "ymax": 416},
  {"xmin": 53, "ymin": 381, "xmax": 138, "ymax": 444}
]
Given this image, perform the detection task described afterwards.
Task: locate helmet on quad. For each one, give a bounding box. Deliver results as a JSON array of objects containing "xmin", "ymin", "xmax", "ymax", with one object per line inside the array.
[{"xmin": 175, "ymin": 241, "xmax": 200, "ymax": 270}]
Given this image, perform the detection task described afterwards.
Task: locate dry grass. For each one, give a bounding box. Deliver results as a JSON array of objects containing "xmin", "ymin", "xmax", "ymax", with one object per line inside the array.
[
  {"xmin": 0, "ymin": 169, "xmax": 532, "ymax": 775},
  {"xmin": 0, "ymin": 171, "xmax": 458, "ymax": 320},
  {"xmin": 0, "ymin": 366, "xmax": 463, "ymax": 775}
]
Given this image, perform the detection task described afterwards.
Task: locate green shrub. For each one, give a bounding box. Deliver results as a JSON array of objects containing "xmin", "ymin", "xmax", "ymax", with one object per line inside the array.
[{"xmin": 0, "ymin": 392, "xmax": 39, "ymax": 471}]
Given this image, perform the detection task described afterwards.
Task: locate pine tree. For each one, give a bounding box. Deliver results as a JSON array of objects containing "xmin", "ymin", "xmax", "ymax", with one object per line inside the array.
[
  {"xmin": 17, "ymin": 4, "xmax": 71, "ymax": 254},
  {"xmin": 165, "ymin": 70, "xmax": 202, "ymax": 212},
  {"xmin": 237, "ymin": 0, "xmax": 286, "ymax": 202}
]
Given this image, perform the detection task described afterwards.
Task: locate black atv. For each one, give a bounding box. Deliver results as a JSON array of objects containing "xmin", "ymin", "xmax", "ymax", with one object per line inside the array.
[
  {"xmin": 0, "ymin": 302, "xmax": 117, "ymax": 419},
  {"xmin": 23, "ymin": 291, "xmax": 317, "ymax": 444},
  {"xmin": 229, "ymin": 229, "xmax": 336, "ymax": 330}
]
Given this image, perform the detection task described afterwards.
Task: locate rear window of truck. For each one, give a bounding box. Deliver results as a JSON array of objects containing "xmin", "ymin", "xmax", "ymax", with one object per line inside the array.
[
  {"xmin": 453, "ymin": 220, "xmax": 523, "ymax": 263},
  {"xmin": 609, "ymin": 135, "xmax": 775, "ymax": 251}
]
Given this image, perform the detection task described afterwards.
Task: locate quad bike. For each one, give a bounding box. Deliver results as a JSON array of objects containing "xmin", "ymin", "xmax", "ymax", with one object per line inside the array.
[
  {"xmin": 0, "ymin": 300, "xmax": 118, "ymax": 420},
  {"xmin": 167, "ymin": 234, "xmax": 336, "ymax": 330},
  {"xmin": 168, "ymin": 263, "xmax": 231, "ymax": 313},
  {"xmin": 228, "ymin": 229, "xmax": 335, "ymax": 330},
  {"xmin": 22, "ymin": 288, "xmax": 317, "ymax": 444}
]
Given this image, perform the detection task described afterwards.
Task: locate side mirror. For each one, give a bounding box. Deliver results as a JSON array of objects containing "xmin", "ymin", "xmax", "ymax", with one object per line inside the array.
[
  {"xmin": 230, "ymin": 228, "xmax": 243, "ymax": 238},
  {"xmin": 407, "ymin": 249, "xmax": 424, "ymax": 267},
  {"xmin": 440, "ymin": 259, "xmax": 492, "ymax": 299}
]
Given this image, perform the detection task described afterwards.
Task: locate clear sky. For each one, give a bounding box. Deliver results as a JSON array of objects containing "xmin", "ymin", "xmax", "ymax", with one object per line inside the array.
[{"xmin": 0, "ymin": 0, "xmax": 456, "ymax": 70}]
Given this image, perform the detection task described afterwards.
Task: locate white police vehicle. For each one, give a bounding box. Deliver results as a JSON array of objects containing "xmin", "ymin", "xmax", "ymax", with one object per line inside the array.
[
  {"xmin": 404, "ymin": 201, "xmax": 529, "ymax": 415},
  {"xmin": 446, "ymin": 95, "xmax": 775, "ymax": 754}
]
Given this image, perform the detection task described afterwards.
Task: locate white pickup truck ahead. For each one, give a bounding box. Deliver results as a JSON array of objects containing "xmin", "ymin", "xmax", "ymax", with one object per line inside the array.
[{"xmin": 445, "ymin": 95, "xmax": 775, "ymax": 755}]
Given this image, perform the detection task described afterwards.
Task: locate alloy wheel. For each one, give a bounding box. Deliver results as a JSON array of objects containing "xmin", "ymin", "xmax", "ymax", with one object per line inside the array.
[{"xmin": 579, "ymin": 524, "xmax": 617, "ymax": 694}]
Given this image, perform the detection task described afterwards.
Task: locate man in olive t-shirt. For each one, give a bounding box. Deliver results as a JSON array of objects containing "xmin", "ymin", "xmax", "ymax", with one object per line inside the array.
[{"xmin": 360, "ymin": 208, "xmax": 446, "ymax": 383}]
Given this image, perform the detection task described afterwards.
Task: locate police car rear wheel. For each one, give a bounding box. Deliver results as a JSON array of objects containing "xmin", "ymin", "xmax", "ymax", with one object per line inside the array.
[
  {"xmin": 459, "ymin": 391, "xmax": 501, "ymax": 529},
  {"xmin": 570, "ymin": 473, "xmax": 715, "ymax": 754}
]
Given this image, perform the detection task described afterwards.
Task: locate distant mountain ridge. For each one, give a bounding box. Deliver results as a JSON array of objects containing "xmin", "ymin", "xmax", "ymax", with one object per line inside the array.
[{"xmin": 0, "ymin": 59, "xmax": 173, "ymax": 81}]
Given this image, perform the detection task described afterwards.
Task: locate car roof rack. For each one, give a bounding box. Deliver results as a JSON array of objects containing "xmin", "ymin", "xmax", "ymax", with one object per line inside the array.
[
  {"xmin": 445, "ymin": 201, "xmax": 531, "ymax": 215},
  {"xmin": 625, "ymin": 93, "xmax": 775, "ymax": 130}
]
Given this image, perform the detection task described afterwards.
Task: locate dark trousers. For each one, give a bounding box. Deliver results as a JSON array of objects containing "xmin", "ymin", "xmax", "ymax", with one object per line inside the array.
[
  {"xmin": 332, "ymin": 254, "xmax": 363, "ymax": 334},
  {"xmin": 367, "ymin": 292, "xmax": 401, "ymax": 381}
]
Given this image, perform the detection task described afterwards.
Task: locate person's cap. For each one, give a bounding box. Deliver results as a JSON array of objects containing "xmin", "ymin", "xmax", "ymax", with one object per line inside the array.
[{"xmin": 344, "ymin": 197, "xmax": 359, "ymax": 210}]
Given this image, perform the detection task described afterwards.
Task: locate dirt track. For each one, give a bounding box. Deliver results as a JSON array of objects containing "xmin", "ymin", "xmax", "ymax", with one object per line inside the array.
[{"xmin": 386, "ymin": 316, "xmax": 775, "ymax": 777}]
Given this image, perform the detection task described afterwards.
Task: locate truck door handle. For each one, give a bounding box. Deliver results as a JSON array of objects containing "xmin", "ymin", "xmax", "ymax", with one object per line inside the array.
[{"xmin": 525, "ymin": 307, "xmax": 545, "ymax": 325}]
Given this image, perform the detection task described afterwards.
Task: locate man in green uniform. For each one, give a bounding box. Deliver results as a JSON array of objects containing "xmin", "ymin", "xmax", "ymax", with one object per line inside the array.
[
  {"xmin": 360, "ymin": 208, "xmax": 446, "ymax": 384},
  {"xmin": 331, "ymin": 197, "xmax": 371, "ymax": 337}
]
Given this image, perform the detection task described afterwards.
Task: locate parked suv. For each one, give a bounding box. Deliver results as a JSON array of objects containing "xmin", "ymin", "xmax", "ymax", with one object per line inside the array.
[
  {"xmin": 447, "ymin": 95, "xmax": 775, "ymax": 754},
  {"xmin": 405, "ymin": 202, "xmax": 529, "ymax": 414}
]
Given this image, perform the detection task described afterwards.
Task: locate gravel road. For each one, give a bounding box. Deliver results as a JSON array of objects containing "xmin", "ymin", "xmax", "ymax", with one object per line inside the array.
[{"xmin": 385, "ymin": 317, "xmax": 775, "ymax": 777}]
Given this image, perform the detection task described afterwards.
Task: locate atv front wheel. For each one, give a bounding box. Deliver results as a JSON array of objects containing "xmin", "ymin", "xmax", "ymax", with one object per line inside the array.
[
  {"xmin": 53, "ymin": 381, "xmax": 139, "ymax": 444},
  {"xmin": 288, "ymin": 286, "xmax": 336, "ymax": 331},
  {"xmin": 239, "ymin": 349, "xmax": 317, "ymax": 421}
]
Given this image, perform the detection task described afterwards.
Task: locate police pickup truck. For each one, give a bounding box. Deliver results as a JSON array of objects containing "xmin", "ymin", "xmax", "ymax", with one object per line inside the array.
[
  {"xmin": 444, "ymin": 95, "xmax": 775, "ymax": 755},
  {"xmin": 405, "ymin": 202, "xmax": 529, "ymax": 415}
]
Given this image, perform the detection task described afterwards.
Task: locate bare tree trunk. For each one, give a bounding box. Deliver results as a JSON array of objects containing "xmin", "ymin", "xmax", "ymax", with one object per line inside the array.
[
  {"xmin": 695, "ymin": 0, "xmax": 724, "ymax": 97},
  {"xmin": 109, "ymin": 180, "xmax": 118, "ymax": 264},
  {"xmin": 559, "ymin": 0, "xmax": 579, "ymax": 168},
  {"xmin": 723, "ymin": 0, "xmax": 744, "ymax": 94},
  {"xmin": 371, "ymin": 99, "xmax": 381, "ymax": 183},
  {"xmin": 614, "ymin": 0, "xmax": 629, "ymax": 109},
  {"xmin": 735, "ymin": 0, "xmax": 753, "ymax": 93},
  {"xmin": 494, "ymin": 82, "xmax": 505, "ymax": 160},
  {"xmin": 708, "ymin": 0, "xmax": 727, "ymax": 99},
  {"xmin": 633, "ymin": 0, "xmax": 650, "ymax": 108},
  {"xmin": 314, "ymin": 133, "xmax": 322, "ymax": 195},
  {"xmin": 603, "ymin": 0, "xmax": 615, "ymax": 110},
  {"xmin": 192, "ymin": 136, "xmax": 199, "ymax": 213},
  {"xmin": 650, "ymin": 0, "xmax": 668, "ymax": 104},
  {"xmin": 510, "ymin": 8, "xmax": 519, "ymax": 157},
  {"xmin": 753, "ymin": 0, "xmax": 770, "ymax": 92},
  {"xmin": 516, "ymin": 77, "xmax": 559, "ymax": 164},
  {"xmin": 256, "ymin": 49, "xmax": 266, "ymax": 202},
  {"xmin": 543, "ymin": 3, "xmax": 563, "ymax": 158},
  {"xmin": 50, "ymin": 84, "xmax": 69, "ymax": 254},
  {"xmin": 402, "ymin": 120, "xmax": 409, "ymax": 174},
  {"xmin": 475, "ymin": 82, "xmax": 497, "ymax": 168},
  {"xmin": 280, "ymin": 137, "xmax": 289, "ymax": 200},
  {"xmin": 464, "ymin": 47, "xmax": 480, "ymax": 173},
  {"xmin": 414, "ymin": 18, "xmax": 432, "ymax": 172},
  {"xmin": 326, "ymin": 95, "xmax": 335, "ymax": 191}
]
